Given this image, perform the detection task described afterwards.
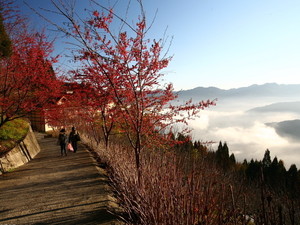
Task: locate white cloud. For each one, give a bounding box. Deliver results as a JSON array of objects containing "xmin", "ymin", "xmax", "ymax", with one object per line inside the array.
[
  {"xmin": 189, "ymin": 109, "xmax": 300, "ymax": 168},
  {"xmin": 190, "ymin": 113, "xmax": 209, "ymax": 130}
]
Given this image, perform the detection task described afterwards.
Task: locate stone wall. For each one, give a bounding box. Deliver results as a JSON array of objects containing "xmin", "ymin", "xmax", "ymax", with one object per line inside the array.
[{"xmin": 0, "ymin": 126, "xmax": 41, "ymax": 174}]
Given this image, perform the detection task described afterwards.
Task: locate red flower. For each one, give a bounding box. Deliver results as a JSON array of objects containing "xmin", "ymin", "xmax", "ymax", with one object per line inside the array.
[{"xmin": 93, "ymin": 11, "xmax": 100, "ymax": 17}]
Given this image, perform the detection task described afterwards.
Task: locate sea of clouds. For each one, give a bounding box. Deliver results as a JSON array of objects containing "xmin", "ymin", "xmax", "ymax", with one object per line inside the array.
[{"xmin": 189, "ymin": 98, "xmax": 300, "ymax": 168}]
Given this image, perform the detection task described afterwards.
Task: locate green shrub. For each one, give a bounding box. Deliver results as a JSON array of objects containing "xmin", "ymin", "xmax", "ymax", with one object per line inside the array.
[{"xmin": 0, "ymin": 119, "xmax": 29, "ymax": 153}]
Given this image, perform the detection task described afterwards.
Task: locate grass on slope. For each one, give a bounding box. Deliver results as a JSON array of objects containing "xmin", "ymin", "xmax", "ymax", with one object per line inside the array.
[{"xmin": 0, "ymin": 119, "xmax": 29, "ymax": 155}]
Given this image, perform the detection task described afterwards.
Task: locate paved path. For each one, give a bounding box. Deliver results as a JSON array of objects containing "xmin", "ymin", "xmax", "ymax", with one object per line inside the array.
[{"xmin": 0, "ymin": 133, "xmax": 121, "ymax": 225}]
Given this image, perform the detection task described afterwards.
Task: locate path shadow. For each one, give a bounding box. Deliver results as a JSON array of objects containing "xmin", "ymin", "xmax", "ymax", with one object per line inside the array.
[{"xmin": 0, "ymin": 134, "xmax": 123, "ymax": 225}]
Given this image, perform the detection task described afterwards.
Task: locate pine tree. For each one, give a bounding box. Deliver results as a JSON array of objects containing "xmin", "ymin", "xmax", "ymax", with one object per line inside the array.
[
  {"xmin": 286, "ymin": 164, "xmax": 299, "ymax": 197},
  {"xmin": 215, "ymin": 141, "xmax": 223, "ymax": 165},
  {"xmin": 229, "ymin": 153, "xmax": 236, "ymax": 168},
  {"xmin": 216, "ymin": 141, "xmax": 231, "ymax": 171},
  {"xmin": 268, "ymin": 157, "xmax": 286, "ymax": 190},
  {"xmin": 262, "ymin": 149, "xmax": 272, "ymax": 187},
  {"xmin": 246, "ymin": 159, "xmax": 261, "ymax": 182},
  {"xmin": 262, "ymin": 149, "xmax": 272, "ymax": 168},
  {"xmin": 0, "ymin": 12, "xmax": 12, "ymax": 58}
]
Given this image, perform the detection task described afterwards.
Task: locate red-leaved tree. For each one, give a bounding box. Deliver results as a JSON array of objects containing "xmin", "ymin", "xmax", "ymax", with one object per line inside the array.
[
  {"xmin": 0, "ymin": 1, "xmax": 62, "ymax": 128},
  {"xmin": 47, "ymin": 0, "xmax": 215, "ymax": 181}
]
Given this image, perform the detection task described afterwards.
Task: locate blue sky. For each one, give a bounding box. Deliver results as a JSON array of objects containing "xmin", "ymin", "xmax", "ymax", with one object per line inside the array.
[{"xmin": 15, "ymin": 0, "xmax": 300, "ymax": 90}]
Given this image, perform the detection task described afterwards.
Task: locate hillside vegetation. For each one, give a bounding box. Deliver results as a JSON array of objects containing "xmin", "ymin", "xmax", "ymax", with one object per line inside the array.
[
  {"xmin": 0, "ymin": 118, "xmax": 29, "ymax": 155},
  {"xmin": 80, "ymin": 127, "xmax": 300, "ymax": 224}
]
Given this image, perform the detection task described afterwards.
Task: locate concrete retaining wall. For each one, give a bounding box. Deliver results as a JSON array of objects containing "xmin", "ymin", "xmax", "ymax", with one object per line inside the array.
[{"xmin": 0, "ymin": 126, "xmax": 41, "ymax": 174}]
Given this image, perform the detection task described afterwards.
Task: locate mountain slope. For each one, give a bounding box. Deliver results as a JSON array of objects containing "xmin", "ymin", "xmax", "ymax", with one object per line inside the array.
[
  {"xmin": 266, "ymin": 119, "xmax": 300, "ymax": 142},
  {"xmin": 177, "ymin": 83, "xmax": 300, "ymax": 101},
  {"xmin": 247, "ymin": 101, "xmax": 300, "ymax": 114}
]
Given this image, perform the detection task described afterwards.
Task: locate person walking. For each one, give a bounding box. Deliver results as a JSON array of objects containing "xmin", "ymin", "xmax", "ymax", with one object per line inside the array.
[
  {"xmin": 58, "ymin": 128, "xmax": 67, "ymax": 156},
  {"xmin": 69, "ymin": 126, "xmax": 80, "ymax": 153}
]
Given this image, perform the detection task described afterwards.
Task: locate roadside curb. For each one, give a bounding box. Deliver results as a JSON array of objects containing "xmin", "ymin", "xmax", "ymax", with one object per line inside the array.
[{"xmin": 0, "ymin": 126, "xmax": 40, "ymax": 174}]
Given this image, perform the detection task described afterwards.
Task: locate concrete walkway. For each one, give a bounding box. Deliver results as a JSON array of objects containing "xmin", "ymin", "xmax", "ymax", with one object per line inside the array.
[{"xmin": 0, "ymin": 133, "xmax": 122, "ymax": 225}]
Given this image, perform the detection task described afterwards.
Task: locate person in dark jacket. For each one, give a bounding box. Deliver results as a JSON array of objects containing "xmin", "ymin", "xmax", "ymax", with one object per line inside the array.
[
  {"xmin": 69, "ymin": 126, "xmax": 80, "ymax": 153},
  {"xmin": 58, "ymin": 128, "xmax": 67, "ymax": 156}
]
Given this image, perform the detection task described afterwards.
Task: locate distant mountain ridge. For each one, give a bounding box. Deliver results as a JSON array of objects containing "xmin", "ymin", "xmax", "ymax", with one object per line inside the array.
[
  {"xmin": 248, "ymin": 101, "xmax": 300, "ymax": 114},
  {"xmin": 177, "ymin": 83, "xmax": 300, "ymax": 100}
]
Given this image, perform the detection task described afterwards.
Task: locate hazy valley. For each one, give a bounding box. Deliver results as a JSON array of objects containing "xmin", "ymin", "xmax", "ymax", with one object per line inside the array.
[{"xmin": 177, "ymin": 83, "xmax": 300, "ymax": 167}]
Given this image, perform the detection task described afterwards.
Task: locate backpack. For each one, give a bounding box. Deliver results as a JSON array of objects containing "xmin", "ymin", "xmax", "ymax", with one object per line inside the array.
[{"xmin": 59, "ymin": 133, "xmax": 67, "ymax": 144}]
